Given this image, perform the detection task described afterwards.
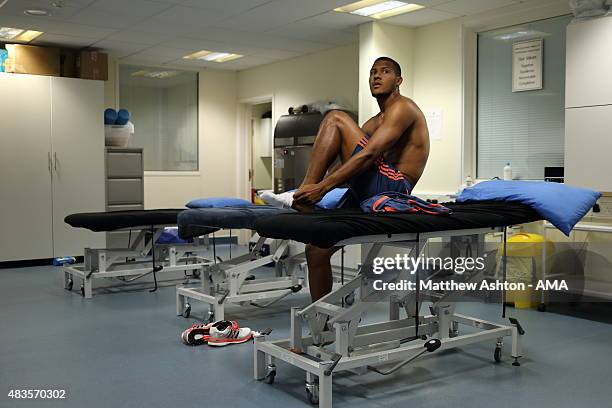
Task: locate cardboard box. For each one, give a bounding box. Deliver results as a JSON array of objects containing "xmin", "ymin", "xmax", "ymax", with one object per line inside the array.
[
  {"xmin": 4, "ymin": 44, "xmax": 60, "ymax": 76},
  {"xmin": 60, "ymin": 49, "xmax": 78, "ymax": 78},
  {"xmin": 77, "ymin": 51, "xmax": 108, "ymax": 80}
]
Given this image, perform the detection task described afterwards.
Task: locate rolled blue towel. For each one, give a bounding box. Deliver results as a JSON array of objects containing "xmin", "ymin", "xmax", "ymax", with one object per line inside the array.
[
  {"xmin": 104, "ymin": 108, "xmax": 118, "ymax": 125},
  {"xmin": 115, "ymin": 109, "xmax": 130, "ymax": 125}
]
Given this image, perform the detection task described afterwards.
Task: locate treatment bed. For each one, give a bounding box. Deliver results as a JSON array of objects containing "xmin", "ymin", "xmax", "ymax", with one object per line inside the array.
[
  {"xmin": 250, "ymin": 201, "xmax": 542, "ymax": 407},
  {"xmin": 176, "ymin": 205, "xmax": 308, "ymax": 322},
  {"xmin": 64, "ymin": 210, "xmax": 214, "ymax": 298}
]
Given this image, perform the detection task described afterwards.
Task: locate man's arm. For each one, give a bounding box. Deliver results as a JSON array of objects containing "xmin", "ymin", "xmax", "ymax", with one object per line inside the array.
[{"xmin": 294, "ymin": 102, "xmax": 417, "ymax": 204}]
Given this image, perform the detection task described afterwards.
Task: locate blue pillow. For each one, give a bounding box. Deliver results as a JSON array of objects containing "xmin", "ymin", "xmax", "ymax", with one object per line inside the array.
[
  {"xmin": 186, "ymin": 197, "xmax": 252, "ymax": 209},
  {"xmin": 457, "ymin": 180, "xmax": 601, "ymax": 236},
  {"xmin": 316, "ymin": 188, "xmax": 348, "ymax": 209}
]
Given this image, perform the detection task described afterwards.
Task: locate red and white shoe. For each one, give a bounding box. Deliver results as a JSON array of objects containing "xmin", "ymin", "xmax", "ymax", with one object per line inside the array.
[
  {"xmin": 207, "ymin": 320, "xmax": 253, "ymax": 347},
  {"xmin": 181, "ymin": 323, "xmax": 212, "ymax": 346}
]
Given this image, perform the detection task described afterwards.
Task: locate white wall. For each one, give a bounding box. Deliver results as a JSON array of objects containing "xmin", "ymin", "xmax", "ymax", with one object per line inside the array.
[
  {"xmin": 238, "ymin": 44, "xmax": 359, "ymax": 122},
  {"xmin": 411, "ymin": 19, "xmax": 463, "ymax": 195},
  {"xmin": 358, "ymin": 21, "xmax": 461, "ymax": 195},
  {"xmin": 359, "ymin": 23, "xmax": 415, "ymax": 123}
]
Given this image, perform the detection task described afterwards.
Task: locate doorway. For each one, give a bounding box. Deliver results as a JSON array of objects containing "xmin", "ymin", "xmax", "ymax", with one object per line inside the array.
[{"xmin": 250, "ymin": 102, "xmax": 273, "ymax": 201}]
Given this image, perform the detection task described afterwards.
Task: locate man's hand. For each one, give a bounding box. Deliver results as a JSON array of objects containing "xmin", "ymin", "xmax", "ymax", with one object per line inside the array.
[{"xmin": 294, "ymin": 182, "xmax": 330, "ymax": 205}]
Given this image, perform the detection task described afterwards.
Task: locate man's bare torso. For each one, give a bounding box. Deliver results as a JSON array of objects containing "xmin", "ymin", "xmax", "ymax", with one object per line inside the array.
[{"xmin": 361, "ymin": 96, "xmax": 430, "ymax": 187}]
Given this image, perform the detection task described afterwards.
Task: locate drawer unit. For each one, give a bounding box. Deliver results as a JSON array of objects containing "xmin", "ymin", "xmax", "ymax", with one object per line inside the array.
[
  {"xmin": 106, "ymin": 151, "xmax": 143, "ymax": 178},
  {"xmin": 105, "ymin": 147, "xmax": 144, "ymax": 247},
  {"xmin": 107, "ymin": 178, "xmax": 143, "ymax": 205}
]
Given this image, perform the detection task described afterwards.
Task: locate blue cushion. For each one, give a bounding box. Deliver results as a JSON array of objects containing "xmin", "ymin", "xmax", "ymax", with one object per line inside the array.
[
  {"xmin": 115, "ymin": 109, "xmax": 130, "ymax": 125},
  {"xmin": 186, "ymin": 197, "xmax": 252, "ymax": 209},
  {"xmin": 104, "ymin": 108, "xmax": 117, "ymax": 125},
  {"xmin": 457, "ymin": 180, "xmax": 601, "ymax": 235},
  {"xmin": 316, "ymin": 188, "xmax": 348, "ymax": 209}
]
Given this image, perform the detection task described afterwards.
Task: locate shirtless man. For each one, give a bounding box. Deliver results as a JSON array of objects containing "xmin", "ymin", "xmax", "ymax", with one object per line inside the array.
[{"xmin": 292, "ymin": 56, "xmax": 430, "ymax": 301}]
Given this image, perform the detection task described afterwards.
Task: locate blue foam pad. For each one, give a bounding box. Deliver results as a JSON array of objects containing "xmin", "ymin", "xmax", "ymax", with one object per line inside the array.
[
  {"xmin": 186, "ymin": 197, "xmax": 252, "ymax": 209},
  {"xmin": 104, "ymin": 108, "xmax": 117, "ymax": 125},
  {"xmin": 457, "ymin": 180, "xmax": 601, "ymax": 236}
]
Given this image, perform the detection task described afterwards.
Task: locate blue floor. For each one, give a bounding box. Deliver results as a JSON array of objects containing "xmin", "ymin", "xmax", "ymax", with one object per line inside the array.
[{"xmin": 2, "ymin": 244, "xmax": 612, "ymax": 408}]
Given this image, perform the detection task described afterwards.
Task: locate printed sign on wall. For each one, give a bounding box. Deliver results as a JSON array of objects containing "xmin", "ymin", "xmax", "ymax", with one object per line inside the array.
[{"xmin": 512, "ymin": 39, "xmax": 543, "ymax": 92}]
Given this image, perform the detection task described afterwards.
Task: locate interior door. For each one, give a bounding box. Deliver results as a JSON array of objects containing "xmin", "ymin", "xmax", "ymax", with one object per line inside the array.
[
  {"xmin": 0, "ymin": 73, "xmax": 54, "ymax": 261},
  {"xmin": 51, "ymin": 77, "xmax": 106, "ymax": 257}
]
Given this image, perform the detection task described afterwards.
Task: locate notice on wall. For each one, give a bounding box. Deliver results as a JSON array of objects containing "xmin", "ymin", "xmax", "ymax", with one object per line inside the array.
[
  {"xmin": 424, "ymin": 109, "xmax": 443, "ymax": 141},
  {"xmin": 512, "ymin": 39, "xmax": 543, "ymax": 92}
]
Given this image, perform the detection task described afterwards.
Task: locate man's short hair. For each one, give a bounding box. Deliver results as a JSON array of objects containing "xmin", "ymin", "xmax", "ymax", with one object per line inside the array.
[{"xmin": 374, "ymin": 56, "xmax": 401, "ymax": 77}]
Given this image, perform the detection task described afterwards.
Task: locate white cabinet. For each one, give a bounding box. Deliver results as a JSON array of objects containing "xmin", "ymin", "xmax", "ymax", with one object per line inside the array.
[
  {"xmin": 0, "ymin": 74, "xmax": 54, "ymax": 260},
  {"xmin": 0, "ymin": 74, "xmax": 105, "ymax": 262},
  {"xmin": 565, "ymin": 17, "xmax": 612, "ymax": 108},
  {"xmin": 564, "ymin": 16, "xmax": 612, "ymax": 193},
  {"xmin": 50, "ymin": 77, "xmax": 105, "ymax": 257}
]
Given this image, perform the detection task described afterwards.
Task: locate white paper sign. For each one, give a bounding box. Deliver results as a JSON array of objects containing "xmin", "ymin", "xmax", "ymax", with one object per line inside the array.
[
  {"xmin": 424, "ymin": 109, "xmax": 443, "ymax": 141},
  {"xmin": 512, "ymin": 39, "xmax": 543, "ymax": 92}
]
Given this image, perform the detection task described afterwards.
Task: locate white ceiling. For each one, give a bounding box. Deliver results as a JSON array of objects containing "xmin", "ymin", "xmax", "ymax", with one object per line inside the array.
[{"xmin": 0, "ymin": 0, "xmax": 553, "ymax": 71}]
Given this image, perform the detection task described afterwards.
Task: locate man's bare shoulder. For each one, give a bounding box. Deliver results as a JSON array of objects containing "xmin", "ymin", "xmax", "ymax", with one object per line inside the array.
[{"xmin": 385, "ymin": 96, "xmax": 423, "ymax": 122}]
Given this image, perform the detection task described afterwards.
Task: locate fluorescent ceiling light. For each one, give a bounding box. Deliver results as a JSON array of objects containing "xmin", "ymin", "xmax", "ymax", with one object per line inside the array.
[
  {"xmin": 16, "ymin": 30, "xmax": 43, "ymax": 42},
  {"xmin": 334, "ymin": 0, "xmax": 423, "ymax": 19},
  {"xmin": 0, "ymin": 27, "xmax": 24, "ymax": 40},
  {"xmin": 0, "ymin": 27, "xmax": 43, "ymax": 41},
  {"xmin": 183, "ymin": 49, "xmax": 243, "ymax": 63}
]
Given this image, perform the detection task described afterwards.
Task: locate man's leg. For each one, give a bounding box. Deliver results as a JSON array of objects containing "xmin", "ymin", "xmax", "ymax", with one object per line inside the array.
[
  {"xmin": 306, "ymin": 244, "xmax": 341, "ymax": 301},
  {"xmin": 301, "ymin": 111, "xmax": 366, "ymax": 185},
  {"xmin": 302, "ymin": 111, "xmax": 364, "ymax": 300}
]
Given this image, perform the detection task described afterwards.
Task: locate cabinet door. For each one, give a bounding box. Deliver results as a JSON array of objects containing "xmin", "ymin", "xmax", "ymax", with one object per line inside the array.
[
  {"xmin": 51, "ymin": 77, "xmax": 106, "ymax": 256},
  {"xmin": 565, "ymin": 105, "xmax": 612, "ymax": 192},
  {"xmin": 0, "ymin": 74, "xmax": 54, "ymax": 261},
  {"xmin": 566, "ymin": 18, "xmax": 612, "ymax": 108}
]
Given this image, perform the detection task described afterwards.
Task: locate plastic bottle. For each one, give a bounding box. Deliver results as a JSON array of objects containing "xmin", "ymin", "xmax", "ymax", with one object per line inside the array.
[
  {"xmin": 503, "ymin": 163, "xmax": 512, "ymax": 180},
  {"xmin": 53, "ymin": 256, "xmax": 76, "ymax": 266}
]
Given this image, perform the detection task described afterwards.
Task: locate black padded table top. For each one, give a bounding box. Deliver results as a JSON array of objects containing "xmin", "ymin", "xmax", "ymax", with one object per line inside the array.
[
  {"xmin": 253, "ymin": 201, "xmax": 541, "ymax": 248},
  {"xmin": 65, "ymin": 209, "xmax": 218, "ymax": 235}
]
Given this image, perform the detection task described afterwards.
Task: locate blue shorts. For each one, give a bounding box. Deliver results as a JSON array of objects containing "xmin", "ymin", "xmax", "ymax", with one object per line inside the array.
[{"xmin": 340, "ymin": 134, "xmax": 413, "ymax": 208}]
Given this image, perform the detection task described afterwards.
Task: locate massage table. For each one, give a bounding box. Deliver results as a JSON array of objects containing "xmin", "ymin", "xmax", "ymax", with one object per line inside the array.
[
  {"xmin": 249, "ymin": 201, "xmax": 541, "ymax": 407},
  {"xmin": 176, "ymin": 205, "xmax": 308, "ymax": 322},
  {"xmin": 64, "ymin": 210, "xmax": 214, "ymax": 298}
]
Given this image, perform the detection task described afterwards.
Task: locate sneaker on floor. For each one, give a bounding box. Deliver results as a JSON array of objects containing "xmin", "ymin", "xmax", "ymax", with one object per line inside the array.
[
  {"xmin": 259, "ymin": 190, "xmax": 294, "ymax": 209},
  {"xmin": 207, "ymin": 320, "xmax": 253, "ymax": 346},
  {"xmin": 181, "ymin": 323, "xmax": 212, "ymax": 346}
]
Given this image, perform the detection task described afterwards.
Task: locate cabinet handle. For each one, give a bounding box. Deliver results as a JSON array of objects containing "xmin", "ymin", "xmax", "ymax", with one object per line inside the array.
[{"xmin": 54, "ymin": 152, "xmax": 58, "ymax": 171}]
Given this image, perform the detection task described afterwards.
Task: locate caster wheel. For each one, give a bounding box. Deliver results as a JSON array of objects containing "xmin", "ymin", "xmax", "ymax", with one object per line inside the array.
[
  {"xmin": 264, "ymin": 370, "xmax": 276, "ymax": 384},
  {"xmin": 306, "ymin": 389, "xmax": 319, "ymax": 405},
  {"xmin": 344, "ymin": 292, "xmax": 355, "ymax": 306},
  {"xmin": 182, "ymin": 304, "xmax": 191, "ymax": 318},
  {"xmin": 494, "ymin": 347, "xmax": 502, "ymax": 363},
  {"xmin": 192, "ymin": 270, "xmax": 201, "ymax": 279},
  {"xmin": 66, "ymin": 279, "xmax": 73, "ymax": 291},
  {"xmin": 537, "ymin": 303, "xmax": 546, "ymax": 312},
  {"xmin": 80, "ymin": 285, "xmax": 85, "ymax": 297}
]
